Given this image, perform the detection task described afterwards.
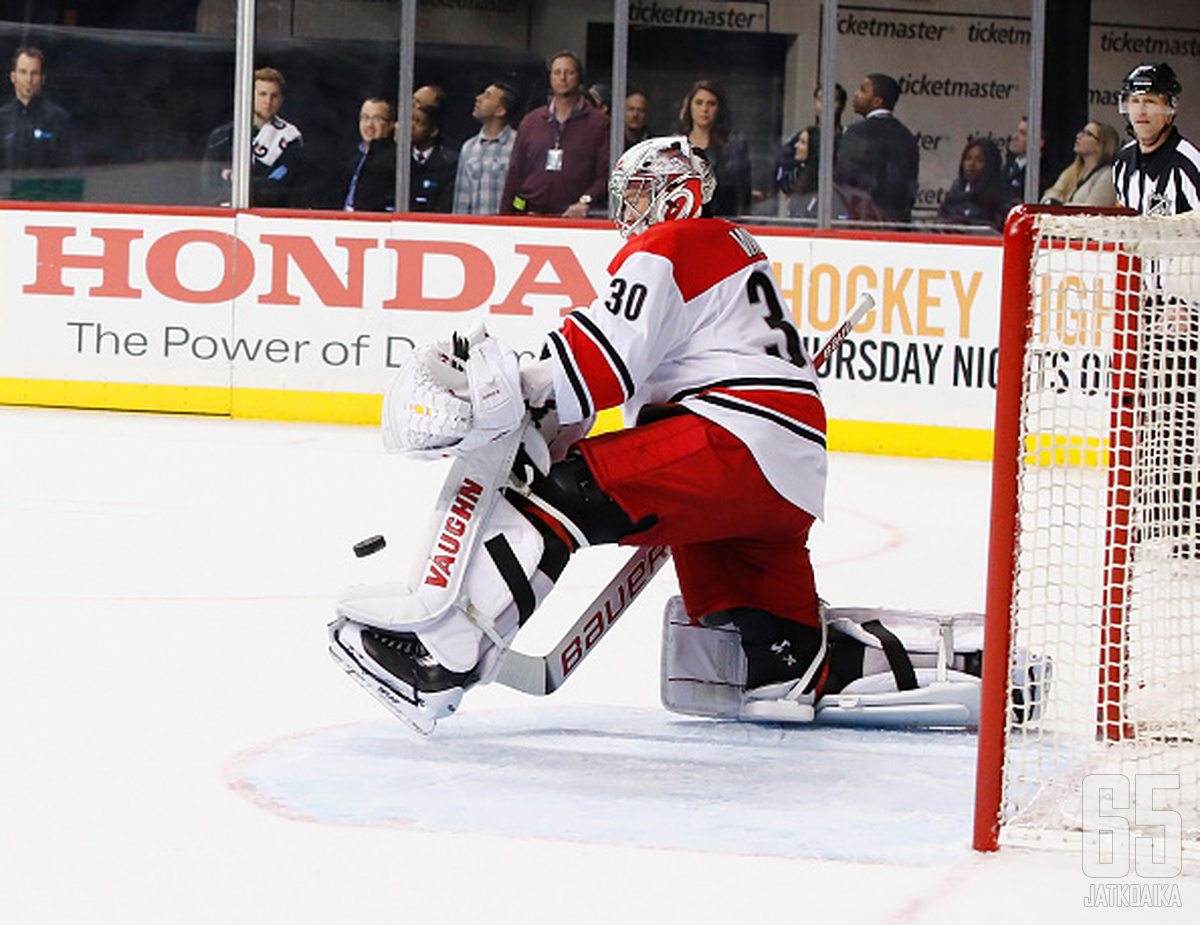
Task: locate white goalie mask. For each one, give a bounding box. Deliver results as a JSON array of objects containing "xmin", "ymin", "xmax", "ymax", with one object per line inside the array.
[{"xmin": 609, "ymin": 135, "xmax": 717, "ymax": 238}]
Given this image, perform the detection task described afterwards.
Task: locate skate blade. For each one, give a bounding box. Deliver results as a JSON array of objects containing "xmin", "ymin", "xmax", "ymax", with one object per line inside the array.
[
  {"xmin": 813, "ymin": 681, "xmax": 980, "ymax": 728},
  {"xmin": 328, "ymin": 620, "xmax": 438, "ymax": 736},
  {"xmin": 738, "ymin": 699, "xmax": 816, "ymax": 723}
]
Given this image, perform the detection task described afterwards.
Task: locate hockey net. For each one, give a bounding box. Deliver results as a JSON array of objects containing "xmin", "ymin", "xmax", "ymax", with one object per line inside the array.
[{"xmin": 975, "ymin": 205, "xmax": 1200, "ymax": 853}]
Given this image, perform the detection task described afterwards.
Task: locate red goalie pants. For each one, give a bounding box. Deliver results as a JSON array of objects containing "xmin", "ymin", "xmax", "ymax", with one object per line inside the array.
[{"xmin": 579, "ymin": 412, "xmax": 820, "ymax": 627}]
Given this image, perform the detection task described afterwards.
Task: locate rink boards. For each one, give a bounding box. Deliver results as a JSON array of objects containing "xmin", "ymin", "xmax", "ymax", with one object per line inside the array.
[{"xmin": 0, "ymin": 202, "xmax": 1008, "ymax": 459}]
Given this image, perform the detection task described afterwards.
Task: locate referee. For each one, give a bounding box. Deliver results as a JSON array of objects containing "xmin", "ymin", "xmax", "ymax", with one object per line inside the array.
[
  {"xmin": 1114, "ymin": 63, "xmax": 1200, "ymax": 557},
  {"xmin": 1113, "ymin": 62, "xmax": 1200, "ymax": 216}
]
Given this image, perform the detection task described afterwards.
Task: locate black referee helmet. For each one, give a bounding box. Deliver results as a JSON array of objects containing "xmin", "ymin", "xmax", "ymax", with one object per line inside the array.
[{"xmin": 1121, "ymin": 62, "xmax": 1182, "ymax": 108}]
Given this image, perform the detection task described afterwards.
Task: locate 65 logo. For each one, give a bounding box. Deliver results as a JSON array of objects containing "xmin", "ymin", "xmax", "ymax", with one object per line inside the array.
[{"xmin": 1082, "ymin": 774, "xmax": 1183, "ymax": 878}]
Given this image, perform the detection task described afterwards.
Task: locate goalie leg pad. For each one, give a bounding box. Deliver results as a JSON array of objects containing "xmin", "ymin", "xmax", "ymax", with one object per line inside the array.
[
  {"xmin": 661, "ymin": 601, "xmax": 1041, "ymax": 729},
  {"xmin": 331, "ymin": 494, "xmax": 563, "ymax": 733},
  {"xmin": 336, "ymin": 491, "xmax": 555, "ymax": 674},
  {"xmin": 813, "ymin": 669, "xmax": 981, "ymax": 727},
  {"xmin": 660, "ymin": 597, "xmax": 825, "ymax": 723},
  {"xmin": 660, "ymin": 596, "xmax": 747, "ymax": 718},
  {"xmin": 333, "ymin": 424, "xmax": 580, "ymax": 731}
]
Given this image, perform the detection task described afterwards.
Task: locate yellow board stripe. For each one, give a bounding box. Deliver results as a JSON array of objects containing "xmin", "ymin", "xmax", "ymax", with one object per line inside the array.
[
  {"xmin": 1021, "ymin": 432, "xmax": 1109, "ymax": 468},
  {"xmin": 0, "ymin": 378, "xmax": 997, "ymax": 461},
  {"xmin": 232, "ymin": 389, "xmax": 383, "ymax": 425},
  {"xmin": 0, "ymin": 378, "xmax": 232, "ymax": 415},
  {"xmin": 827, "ymin": 420, "xmax": 996, "ymax": 461}
]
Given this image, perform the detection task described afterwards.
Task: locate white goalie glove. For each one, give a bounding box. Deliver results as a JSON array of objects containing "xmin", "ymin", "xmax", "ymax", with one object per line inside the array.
[{"xmin": 382, "ymin": 327, "xmax": 526, "ymax": 460}]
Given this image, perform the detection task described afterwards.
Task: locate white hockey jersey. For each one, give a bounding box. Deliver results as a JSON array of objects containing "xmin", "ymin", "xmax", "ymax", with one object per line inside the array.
[
  {"xmin": 545, "ymin": 217, "xmax": 827, "ymax": 519},
  {"xmin": 251, "ymin": 115, "xmax": 302, "ymax": 170}
]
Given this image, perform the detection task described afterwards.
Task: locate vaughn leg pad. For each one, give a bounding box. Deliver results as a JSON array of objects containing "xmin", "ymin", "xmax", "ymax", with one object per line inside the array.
[
  {"xmin": 816, "ymin": 607, "xmax": 984, "ymax": 728},
  {"xmin": 660, "ymin": 599, "xmax": 1039, "ymax": 728},
  {"xmin": 661, "ymin": 597, "xmax": 818, "ymax": 723},
  {"xmin": 661, "ymin": 596, "xmax": 746, "ymax": 718}
]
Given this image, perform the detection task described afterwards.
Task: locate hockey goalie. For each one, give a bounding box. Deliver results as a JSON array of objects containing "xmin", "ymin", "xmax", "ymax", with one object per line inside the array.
[{"xmin": 328, "ymin": 136, "xmax": 994, "ymax": 734}]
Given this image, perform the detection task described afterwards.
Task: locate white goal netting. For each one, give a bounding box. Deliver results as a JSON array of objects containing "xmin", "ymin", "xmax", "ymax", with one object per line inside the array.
[{"xmin": 996, "ymin": 211, "xmax": 1200, "ymax": 851}]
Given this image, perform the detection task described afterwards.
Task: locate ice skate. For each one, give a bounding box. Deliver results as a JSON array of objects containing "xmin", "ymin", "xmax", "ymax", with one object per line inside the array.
[
  {"xmin": 328, "ymin": 616, "xmax": 476, "ymax": 735},
  {"xmin": 715, "ymin": 608, "xmax": 828, "ymax": 722},
  {"xmin": 330, "ymin": 474, "xmax": 564, "ymax": 733},
  {"xmin": 661, "ymin": 599, "xmax": 827, "ymax": 723}
]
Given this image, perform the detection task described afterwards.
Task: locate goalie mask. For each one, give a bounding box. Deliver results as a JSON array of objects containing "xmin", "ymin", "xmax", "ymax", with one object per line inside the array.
[{"xmin": 609, "ymin": 135, "xmax": 717, "ymax": 238}]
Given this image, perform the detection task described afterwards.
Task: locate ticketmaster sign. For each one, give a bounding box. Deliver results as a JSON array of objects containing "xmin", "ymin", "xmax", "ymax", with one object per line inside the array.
[{"xmin": 629, "ymin": 0, "xmax": 768, "ymax": 32}]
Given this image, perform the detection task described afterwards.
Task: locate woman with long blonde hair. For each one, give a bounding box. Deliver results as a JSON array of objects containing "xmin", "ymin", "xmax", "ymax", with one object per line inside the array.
[{"xmin": 1042, "ymin": 121, "xmax": 1121, "ymax": 206}]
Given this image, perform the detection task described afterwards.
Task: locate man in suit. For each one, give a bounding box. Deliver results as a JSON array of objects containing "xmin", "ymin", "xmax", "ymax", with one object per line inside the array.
[{"xmin": 833, "ymin": 73, "xmax": 919, "ymax": 223}]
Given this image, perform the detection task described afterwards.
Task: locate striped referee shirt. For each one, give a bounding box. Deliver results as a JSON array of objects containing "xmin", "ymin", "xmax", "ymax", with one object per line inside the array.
[{"xmin": 1113, "ymin": 126, "xmax": 1200, "ymax": 215}]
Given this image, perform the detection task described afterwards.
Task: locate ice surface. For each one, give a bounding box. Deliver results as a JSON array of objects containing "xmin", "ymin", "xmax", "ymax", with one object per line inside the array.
[
  {"xmin": 2, "ymin": 406, "xmax": 1195, "ymax": 924},
  {"xmin": 235, "ymin": 708, "xmax": 978, "ymax": 864}
]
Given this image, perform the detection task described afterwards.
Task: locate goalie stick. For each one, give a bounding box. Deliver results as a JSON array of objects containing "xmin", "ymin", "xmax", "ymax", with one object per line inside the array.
[
  {"xmin": 812, "ymin": 291, "xmax": 874, "ymax": 370},
  {"xmin": 493, "ymin": 544, "xmax": 672, "ymax": 694},
  {"xmin": 494, "ymin": 292, "xmax": 875, "ymax": 696}
]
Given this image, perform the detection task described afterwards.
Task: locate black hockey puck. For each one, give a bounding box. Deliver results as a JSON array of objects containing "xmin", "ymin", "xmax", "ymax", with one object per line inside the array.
[{"xmin": 353, "ymin": 535, "xmax": 387, "ymax": 558}]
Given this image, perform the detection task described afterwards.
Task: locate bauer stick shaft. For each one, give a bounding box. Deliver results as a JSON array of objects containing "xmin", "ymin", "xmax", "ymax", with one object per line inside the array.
[
  {"xmin": 494, "ymin": 292, "xmax": 874, "ymax": 696},
  {"xmin": 812, "ymin": 291, "xmax": 874, "ymax": 370},
  {"xmin": 493, "ymin": 544, "xmax": 672, "ymax": 694}
]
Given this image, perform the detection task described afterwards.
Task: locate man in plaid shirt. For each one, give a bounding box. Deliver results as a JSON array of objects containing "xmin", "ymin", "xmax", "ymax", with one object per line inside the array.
[{"xmin": 453, "ymin": 81, "xmax": 519, "ymax": 215}]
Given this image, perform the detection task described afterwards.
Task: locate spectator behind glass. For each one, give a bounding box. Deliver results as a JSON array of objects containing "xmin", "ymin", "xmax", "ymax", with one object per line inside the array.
[
  {"xmin": 772, "ymin": 84, "xmax": 844, "ymax": 217},
  {"xmin": 414, "ymin": 84, "xmax": 461, "ymax": 149},
  {"xmin": 833, "ymin": 73, "xmax": 920, "ymax": 223},
  {"xmin": 1002, "ymin": 115, "xmax": 1050, "ymax": 201},
  {"xmin": 1041, "ymin": 122, "xmax": 1120, "ymax": 207},
  {"xmin": 203, "ymin": 66, "xmax": 306, "ymax": 207},
  {"xmin": 679, "ymin": 79, "xmax": 752, "ymax": 217},
  {"xmin": 500, "ymin": 50, "xmax": 610, "ymax": 218},
  {"xmin": 410, "ymin": 101, "xmax": 457, "ymax": 213},
  {"xmin": 453, "ymin": 80, "xmax": 518, "ymax": 215},
  {"xmin": 586, "ymin": 83, "xmax": 611, "ymax": 114},
  {"xmin": 413, "ymin": 84, "xmax": 445, "ymax": 110},
  {"xmin": 331, "ymin": 97, "xmax": 396, "ymax": 212},
  {"xmin": 776, "ymin": 125, "xmax": 820, "ymax": 219},
  {"xmin": 624, "ymin": 90, "xmax": 650, "ymax": 150},
  {"xmin": 813, "ymin": 82, "xmax": 846, "ymax": 135},
  {"xmin": 0, "ymin": 46, "xmax": 79, "ymax": 171},
  {"xmin": 936, "ymin": 136, "xmax": 1019, "ymax": 232}
]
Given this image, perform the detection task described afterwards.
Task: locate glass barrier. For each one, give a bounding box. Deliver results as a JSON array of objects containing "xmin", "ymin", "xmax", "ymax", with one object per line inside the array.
[
  {"xmin": 407, "ymin": 2, "xmax": 605, "ymax": 221},
  {"xmin": 0, "ymin": 7, "xmax": 238, "ymax": 207},
  {"xmin": 4, "ymin": 1, "xmax": 1197, "ymax": 231},
  {"xmin": 237, "ymin": 4, "xmax": 407, "ymax": 211}
]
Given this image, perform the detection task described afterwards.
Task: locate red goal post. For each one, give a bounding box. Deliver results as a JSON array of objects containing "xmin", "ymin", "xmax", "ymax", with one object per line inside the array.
[{"xmin": 974, "ymin": 204, "xmax": 1200, "ymax": 853}]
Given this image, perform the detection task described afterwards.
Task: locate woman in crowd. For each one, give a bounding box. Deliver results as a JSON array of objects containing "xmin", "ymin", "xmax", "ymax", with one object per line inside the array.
[
  {"xmin": 1041, "ymin": 121, "xmax": 1121, "ymax": 207},
  {"xmin": 774, "ymin": 125, "xmax": 820, "ymax": 219},
  {"xmin": 679, "ymin": 80, "xmax": 752, "ymax": 217},
  {"xmin": 937, "ymin": 136, "xmax": 1020, "ymax": 231}
]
